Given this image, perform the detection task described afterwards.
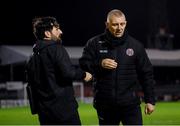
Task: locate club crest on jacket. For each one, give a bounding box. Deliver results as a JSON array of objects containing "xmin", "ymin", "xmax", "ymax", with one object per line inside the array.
[{"xmin": 126, "ymin": 48, "xmax": 134, "ymax": 56}]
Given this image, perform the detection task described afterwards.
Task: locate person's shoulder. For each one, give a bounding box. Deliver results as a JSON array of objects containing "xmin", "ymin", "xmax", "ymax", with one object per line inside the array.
[
  {"xmin": 88, "ymin": 33, "xmax": 104, "ymax": 43},
  {"xmin": 85, "ymin": 33, "xmax": 104, "ymax": 47},
  {"xmin": 128, "ymin": 35, "xmax": 144, "ymax": 48}
]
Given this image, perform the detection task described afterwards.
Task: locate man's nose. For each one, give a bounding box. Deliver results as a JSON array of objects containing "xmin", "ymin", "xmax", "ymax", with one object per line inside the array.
[
  {"xmin": 59, "ymin": 29, "xmax": 63, "ymax": 34},
  {"xmin": 117, "ymin": 24, "xmax": 122, "ymax": 29}
]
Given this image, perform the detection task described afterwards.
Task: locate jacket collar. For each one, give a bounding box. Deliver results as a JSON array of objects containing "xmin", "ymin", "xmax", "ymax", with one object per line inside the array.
[
  {"xmin": 104, "ymin": 29, "xmax": 128, "ymax": 47},
  {"xmin": 33, "ymin": 40, "xmax": 61, "ymax": 53}
]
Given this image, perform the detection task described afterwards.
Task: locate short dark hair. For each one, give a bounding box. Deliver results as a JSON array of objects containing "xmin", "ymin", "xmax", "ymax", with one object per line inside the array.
[{"xmin": 32, "ymin": 16, "xmax": 59, "ymax": 40}]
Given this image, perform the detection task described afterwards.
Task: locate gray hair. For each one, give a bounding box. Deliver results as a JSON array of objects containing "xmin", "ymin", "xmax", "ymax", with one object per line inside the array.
[{"xmin": 107, "ymin": 9, "xmax": 126, "ymax": 22}]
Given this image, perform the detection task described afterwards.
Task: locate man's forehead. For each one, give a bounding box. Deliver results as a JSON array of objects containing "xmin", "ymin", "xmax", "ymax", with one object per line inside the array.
[{"xmin": 109, "ymin": 16, "xmax": 126, "ymax": 23}]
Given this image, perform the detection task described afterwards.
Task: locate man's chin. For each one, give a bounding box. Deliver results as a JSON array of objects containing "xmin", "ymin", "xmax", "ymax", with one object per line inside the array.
[{"xmin": 115, "ymin": 34, "xmax": 123, "ymax": 38}]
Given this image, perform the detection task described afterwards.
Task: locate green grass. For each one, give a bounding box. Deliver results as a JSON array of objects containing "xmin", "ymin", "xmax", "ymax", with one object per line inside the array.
[
  {"xmin": 0, "ymin": 106, "xmax": 39, "ymax": 125},
  {"xmin": 142, "ymin": 102, "xmax": 180, "ymax": 125},
  {"xmin": 0, "ymin": 102, "xmax": 180, "ymax": 125}
]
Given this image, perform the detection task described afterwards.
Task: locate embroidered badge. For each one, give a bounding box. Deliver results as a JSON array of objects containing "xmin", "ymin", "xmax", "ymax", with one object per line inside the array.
[
  {"xmin": 99, "ymin": 50, "xmax": 108, "ymax": 53},
  {"xmin": 126, "ymin": 48, "xmax": 134, "ymax": 56},
  {"xmin": 98, "ymin": 41, "xmax": 105, "ymax": 44}
]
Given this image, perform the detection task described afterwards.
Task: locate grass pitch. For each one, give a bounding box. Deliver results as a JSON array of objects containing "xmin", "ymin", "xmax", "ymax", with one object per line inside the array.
[{"xmin": 0, "ymin": 102, "xmax": 179, "ymax": 125}]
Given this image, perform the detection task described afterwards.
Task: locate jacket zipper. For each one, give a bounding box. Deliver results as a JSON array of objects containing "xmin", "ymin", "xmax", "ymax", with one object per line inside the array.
[{"xmin": 112, "ymin": 48, "xmax": 118, "ymax": 103}]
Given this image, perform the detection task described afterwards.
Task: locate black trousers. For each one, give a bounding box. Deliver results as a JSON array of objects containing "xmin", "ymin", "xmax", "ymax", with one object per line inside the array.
[
  {"xmin": 96, "ymin": 104, "xmax": 142, "ymax": 126},
  {"xmin": 38, "ymin": 109, "xmax": 81, "ymax": 125}
]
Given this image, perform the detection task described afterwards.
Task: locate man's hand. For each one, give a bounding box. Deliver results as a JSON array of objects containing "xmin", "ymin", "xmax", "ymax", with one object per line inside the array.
[
  {"xmin": 84, "ymin": 72, "xmax": 92, "ymax": 82},
  {"xmin": 145, "ymin": 103, "xmax": 155, "ymax": 115},
  {"xmin": 101, "ymin": 58, "xmax": 118, "ymax": 69}
]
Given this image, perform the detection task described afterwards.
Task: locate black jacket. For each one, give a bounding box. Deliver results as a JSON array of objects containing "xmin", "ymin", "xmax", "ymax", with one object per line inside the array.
[
  {"xmin": 33, "ymin": 40, "xmax": 85, "ymax": 120},
  {"xmin": 79, "ymin": 30, "xmax": 155, "ymax": 107}
]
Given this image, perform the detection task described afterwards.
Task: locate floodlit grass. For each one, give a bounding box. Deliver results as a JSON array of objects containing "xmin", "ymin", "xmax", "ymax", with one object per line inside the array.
[
  {"xmin": 78, "ymin": 102, "xmax": 98, "ymax": 124},
  {"xmin": 142, "ymin": 102, "xmax": 180, "ymax": 125},
  {"xmin": 0, "ymin": 102, "xmax": 179, "ymax": 125},
  {"xmin": 0, "ymin": 106, "xmax": 39, "ymax": 125}
]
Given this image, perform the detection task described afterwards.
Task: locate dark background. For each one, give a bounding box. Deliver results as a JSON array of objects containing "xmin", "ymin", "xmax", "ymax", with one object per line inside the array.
[
  {"xmin": 0, "ymin": 0, "xmax": 180, "ymax": 102},
  {"xmin": 0, "ymin": 0, "xmax": 179, "ymax": 48}
]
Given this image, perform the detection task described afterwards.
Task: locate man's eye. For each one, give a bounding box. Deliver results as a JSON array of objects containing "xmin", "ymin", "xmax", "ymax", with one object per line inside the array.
[
  {"xmin": 112, "ymin": 24, "xmax": 118, "ymax": 26},
  {"xmin": 120, "ymin": 23, "xmax": 125, "ymax": 26}
]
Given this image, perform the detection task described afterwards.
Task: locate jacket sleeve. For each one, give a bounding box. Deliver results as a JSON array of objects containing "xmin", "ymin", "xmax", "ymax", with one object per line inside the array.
[
  {"xmin": 55, "ymin": 45, "xmax": 85, "ymax": 80},
  {"xmin": 79, "ymin": 39, "xmax": 101, "ymax": 74},
  {"xmin": 136, "ymin": 45, "xmax": 156, "ymax": 105}
]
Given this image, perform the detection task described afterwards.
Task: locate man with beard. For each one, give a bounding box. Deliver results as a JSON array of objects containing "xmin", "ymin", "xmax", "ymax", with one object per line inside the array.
[
  {"xmin": 28, "ymin": 16, "xmax": 92, "ymax": 125},
  {"xmin": 79, "ymin": 9, "xmax": 155, "ymax": 125}
]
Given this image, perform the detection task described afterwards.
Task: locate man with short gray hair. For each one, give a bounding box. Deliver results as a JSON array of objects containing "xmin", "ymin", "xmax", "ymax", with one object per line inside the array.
[{"xmin": 80, "ymin": 9, "xmax": 155, "ymax": 125}]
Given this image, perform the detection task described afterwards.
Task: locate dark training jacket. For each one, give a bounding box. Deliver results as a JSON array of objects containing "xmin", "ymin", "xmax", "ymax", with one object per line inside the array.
[
  {"xmin": 79, "ymin": 30, "xmax": 155, "ymax": 108},
  {"xmin": 31, "ymin": 40, "xmax": 85, "ymax": 120}
]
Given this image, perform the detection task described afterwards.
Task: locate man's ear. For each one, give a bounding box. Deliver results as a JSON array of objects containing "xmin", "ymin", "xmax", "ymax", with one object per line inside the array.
[{"xmin": 44, "ymin": 31, "xmax": 51, "ymax": 38}]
